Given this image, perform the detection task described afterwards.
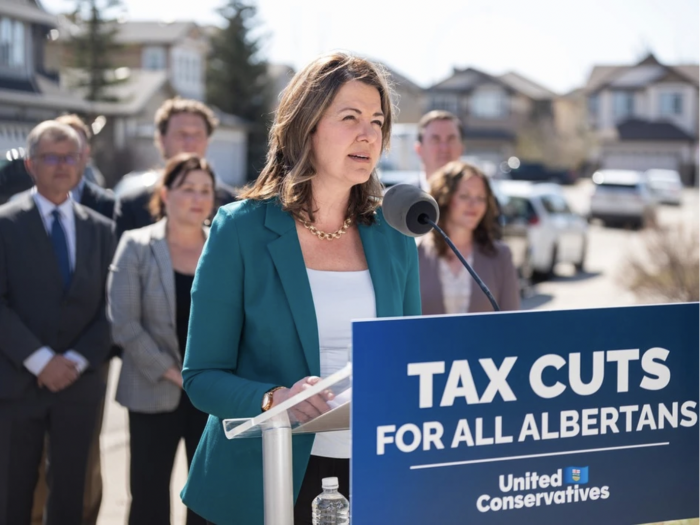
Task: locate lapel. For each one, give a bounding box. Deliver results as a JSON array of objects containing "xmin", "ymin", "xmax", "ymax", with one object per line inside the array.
[
  {"xmin": 263, "ymin": 204, "xmax": 401, "ymax": 375},
  {"xmin": 18, "ymin": 195, "xmax": 65, "ymax": 291},
  {"xmin": 66, "ymin": 202, "xmax": 92, "ymax": 298},
  {"xmin": 418, "ymin": 234, "xmax": 445, "ymax": 315},
  {"xmin": 358, "ymin": 214, "xmax": 396, "ymax": 318},
  {"xmin": 265, "ymin": 202, "xmax": 319, "ymax": 376},
  {"xmin": 149, "ymin": 219, "xmax": 176, "ymax": 326},
  {"xmin": 79, "ymin": 181, "xmax": 97, "ymax": 210}
]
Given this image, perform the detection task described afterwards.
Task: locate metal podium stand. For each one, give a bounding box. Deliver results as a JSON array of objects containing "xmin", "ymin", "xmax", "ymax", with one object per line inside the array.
[{"xmin": 222, "ymin": 365, "xmax": 352, "ymax": 525}]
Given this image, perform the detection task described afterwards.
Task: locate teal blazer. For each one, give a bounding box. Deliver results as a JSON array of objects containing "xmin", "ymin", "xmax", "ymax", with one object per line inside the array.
[{"xmin": 181, "ymin": 198, "xmax": 421, "ymax": 525}]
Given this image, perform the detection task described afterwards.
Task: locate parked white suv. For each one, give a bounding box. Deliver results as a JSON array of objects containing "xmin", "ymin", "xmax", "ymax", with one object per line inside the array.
[
  {"xmin": 589, "ymin": 170, "xmax": 657, "ymax": 228},
  {"xmin": 495, "ymin": 181, "xmax": 588, "ymax": 278},
  {"xmin": 645, "ymin": 169, "xmax": 683, "ymax": 206}
]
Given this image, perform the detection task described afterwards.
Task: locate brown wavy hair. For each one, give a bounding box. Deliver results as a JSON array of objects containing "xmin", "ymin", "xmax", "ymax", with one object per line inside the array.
[
  {"xmin": 429, "ymin": 161, "xmax": 499, "ymax": 257},
  {"xmin": 149, "ymin": 153, "xmax": 215, "ymax": 220},
  {"xmin": 239, "ymin": 52, "xmax": 394, "ymax": 225}
]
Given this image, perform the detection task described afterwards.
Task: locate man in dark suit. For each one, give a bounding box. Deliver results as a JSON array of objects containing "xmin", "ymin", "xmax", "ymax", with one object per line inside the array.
[
  {"xmin": 113, "ymin": 97, "xmax": 236, "ymax": 238},
  {"xmin": 0, "ymin": 121, "xmax": 115, "ymax": 525},
  {"xmin": 14, "ymin": 115, "xmax": 116, "ymax": 525}
]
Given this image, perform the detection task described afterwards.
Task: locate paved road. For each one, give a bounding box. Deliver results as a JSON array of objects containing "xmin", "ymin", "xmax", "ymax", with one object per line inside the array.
[
  {"xmin": 522, "ymin": 181, "xmax": 698, "ymax": 312},
  {"xmin": 96, "ymin": 181, "xmax": 698, "ymax": 525}
]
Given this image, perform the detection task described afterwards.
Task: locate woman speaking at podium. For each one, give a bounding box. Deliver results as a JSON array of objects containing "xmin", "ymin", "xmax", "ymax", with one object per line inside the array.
[{"xmin": 179, "ymin": 52, "xmax": 421, "ymax": 525}]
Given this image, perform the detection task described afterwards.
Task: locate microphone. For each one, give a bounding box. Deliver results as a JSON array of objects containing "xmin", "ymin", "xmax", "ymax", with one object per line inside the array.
[{"xmin": 383, "ymin": 184, "xmax": 501, "ymax": 312}]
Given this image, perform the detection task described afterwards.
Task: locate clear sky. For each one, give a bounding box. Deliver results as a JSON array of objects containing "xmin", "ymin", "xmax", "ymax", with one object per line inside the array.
[{"xmin": 40, "ymin": 0, "xmax": 699, "ymax": 94}]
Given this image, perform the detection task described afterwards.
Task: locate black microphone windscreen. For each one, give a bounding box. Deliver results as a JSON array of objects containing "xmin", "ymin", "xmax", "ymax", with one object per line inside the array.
[{"xmin": 382, "ymin": 184, "xmax": 439, "ymax": 237}]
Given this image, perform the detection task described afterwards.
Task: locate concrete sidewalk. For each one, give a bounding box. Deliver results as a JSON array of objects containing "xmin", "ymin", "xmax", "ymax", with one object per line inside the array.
[{"xmin": 97, "ymin": 360, "xmax": 189, "ymax": 525}]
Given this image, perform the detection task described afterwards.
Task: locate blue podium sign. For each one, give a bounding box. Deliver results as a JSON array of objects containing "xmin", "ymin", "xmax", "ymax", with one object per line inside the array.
[{"xmin": 351, "ymin": 303, "xmax": 699, "ymax": 524}]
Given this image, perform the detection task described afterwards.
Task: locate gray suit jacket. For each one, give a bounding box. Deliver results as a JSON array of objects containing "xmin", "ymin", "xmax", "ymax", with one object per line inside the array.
[
  {"xmin": 0, "ymin": 195, "xmax": 115, "ymax": 400},
  {"xmin": 417, "ymin": 234, "xmax": 520, "ymax": 315},
  {"xmin": 108, "ymin": 219, "xmax": 208, "ymax": 413}
]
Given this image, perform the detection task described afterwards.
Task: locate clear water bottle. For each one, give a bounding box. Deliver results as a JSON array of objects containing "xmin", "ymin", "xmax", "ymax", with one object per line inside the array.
[{"xmin": 311, "ymin": 476, "xmax": 350, "ymax": 524}]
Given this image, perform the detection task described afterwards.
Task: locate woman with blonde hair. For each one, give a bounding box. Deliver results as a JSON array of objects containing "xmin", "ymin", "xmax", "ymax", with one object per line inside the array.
[
  {"xmin": 418, "ymin": 160, "xmax": 520, "ymax": 314},
  {"xmin": 180, "ymin": 52, "xmax": 421, "ymax": 524}
]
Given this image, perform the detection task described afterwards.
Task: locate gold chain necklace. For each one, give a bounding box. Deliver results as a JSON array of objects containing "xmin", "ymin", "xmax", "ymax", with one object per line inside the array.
[{"xmin": 300, "ymin": 217, "xmax": 352, "ymax": 241}]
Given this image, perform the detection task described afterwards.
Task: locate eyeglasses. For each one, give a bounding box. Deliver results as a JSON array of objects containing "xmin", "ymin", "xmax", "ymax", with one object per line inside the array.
[
  {"xmin": 36, "ymin": 153, "xmax": 79, "ymax": 166},
  {"xmin": 458, "ymin": 194, "xmax": 488, "ymax": 205}
]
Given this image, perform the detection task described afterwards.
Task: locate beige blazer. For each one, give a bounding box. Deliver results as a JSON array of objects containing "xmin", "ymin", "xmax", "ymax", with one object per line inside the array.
[
  {"xmin": 107, "ymin": 219, "xmax": 208, "ymax": 413},
  {"xmin": 417, "ymin": 234, "xmax": 520, "ymax": 315}
]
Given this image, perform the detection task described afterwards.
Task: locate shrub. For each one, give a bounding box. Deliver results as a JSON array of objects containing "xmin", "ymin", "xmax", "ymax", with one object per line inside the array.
[{"xmin": 619, "ymin": 223, "xmax": 699, "ymax": 303}]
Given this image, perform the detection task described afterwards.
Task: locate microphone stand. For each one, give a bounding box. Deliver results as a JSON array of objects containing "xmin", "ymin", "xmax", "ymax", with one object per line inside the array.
[{"xmin": 421, "ymin": 216, "xmax": 501, "ymax": 312}]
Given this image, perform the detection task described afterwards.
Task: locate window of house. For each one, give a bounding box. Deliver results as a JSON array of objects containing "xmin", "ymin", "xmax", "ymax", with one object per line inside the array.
[
  {"xmin": 659, "ymin": 93, "xmax": 683, "ymax": 116},
  {"xmin": 430, "ymin": 95, "xmax": 459, "ymax": 114},
  {"xmin": 0, "ymin": 18, "xmax": 24, "ymax": 69},
  {"xmin": 470, "ymin": 89, "xmax": 507, "ymax": 119},
  {"xmin": 588, "ymin": 94, "xmax": 599, "ymax": 117},
  {"xmin": 613, "ymin": 91, "xmax": 635, "ymax": 118},
  {"xmin": 142, "ymin": 46, "xmax": 166, "ymax": 70},
  {"xmin": 12, "ymin": 21, "xmax": 24, "ymax": 68}
]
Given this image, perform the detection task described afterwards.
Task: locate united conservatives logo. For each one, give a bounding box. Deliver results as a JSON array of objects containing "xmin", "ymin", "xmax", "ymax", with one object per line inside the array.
[
  {"xmin": 565, "ymin": 466, "xmax": 589, "ymax": 484},
  {"xmin": 476, "ymin": 466, "xmax": 609, "ymax": 513}
]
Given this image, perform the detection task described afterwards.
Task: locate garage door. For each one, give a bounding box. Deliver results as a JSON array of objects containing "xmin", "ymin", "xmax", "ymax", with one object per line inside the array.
[{"xmin": 603, "ymin": 152, "xmax": 679, "ymax": 171}]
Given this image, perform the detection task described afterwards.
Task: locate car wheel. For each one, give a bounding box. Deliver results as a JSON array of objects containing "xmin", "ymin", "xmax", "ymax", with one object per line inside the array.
[
  {"xmin": 518, "ymin": 251, "xmax": 534, "ymax": 296},
  {"xmin": 575, "ymin": 239, "xmax": 587, "ymax": 273},
  {"xmin": 546, "ymin": 244, "xmax": 558, "ymax": 278},
  {"xmin": 532, "ymin": 244, "xmax": 558, "ymax": 281}
]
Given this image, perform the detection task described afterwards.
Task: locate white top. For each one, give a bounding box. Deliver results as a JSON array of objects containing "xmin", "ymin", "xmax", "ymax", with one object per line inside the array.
[
  {"xmin": 438, "ymin": 253, "xmax": 473, "ymax": 314},
  {"xmin": 306, "ymin": 268, "xmax": 376, "ymax": 458},
  {"xmin": 23, "ymin": 189, "xmax": 87, "ymax": 377}
]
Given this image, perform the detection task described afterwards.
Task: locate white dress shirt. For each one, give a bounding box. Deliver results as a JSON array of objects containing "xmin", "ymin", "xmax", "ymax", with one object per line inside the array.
[
  {"xmin": 306, "ymin": 268, "xmax": 376, "ymax": 459},
  {"xmin": 23, "ymin": 190, "xmax": 88, "ymax": 377},
  {"xmin": 439, "ymin": 253, "xmax": 474, "ymax": 314}
]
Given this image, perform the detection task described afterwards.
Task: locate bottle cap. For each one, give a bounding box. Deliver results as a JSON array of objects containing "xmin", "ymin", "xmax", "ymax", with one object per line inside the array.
[{"xmin": 322, "ymin": 477, "xmax": 339, "ymax": 490}]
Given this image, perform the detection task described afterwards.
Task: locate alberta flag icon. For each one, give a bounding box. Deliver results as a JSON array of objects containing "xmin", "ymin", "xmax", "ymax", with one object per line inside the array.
[{"xmin": 564, "ymin": 466, "xmax": 589, "ymax": 484}]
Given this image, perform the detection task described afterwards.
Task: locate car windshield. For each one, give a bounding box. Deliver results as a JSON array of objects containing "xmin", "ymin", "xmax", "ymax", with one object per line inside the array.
[
  {"xmin": 499, "ymin": 195, "xmax": 536, "ymax": 223},
  {"xmin": 540, "ymin": 194, "xmax": 572, "ymax": 215}
]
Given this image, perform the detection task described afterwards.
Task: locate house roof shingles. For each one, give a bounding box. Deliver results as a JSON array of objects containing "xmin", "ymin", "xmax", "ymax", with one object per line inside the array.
[
  {"xmin": 112, "ymin": 21, "xmax": 195, "ymax": 45},
  {"xmin": 498, "ymin": 72, "xmax": 557, "ymax": 100},
  {"xmin": 431, "ymin": 67, "xmax": 556, "ymax": 100},
  {"xmin": 616, "ymin": 119, "xmax": 696, "ymax": 142},
  {"xmin": 585, "ymin": 54, "xmax": 699, "ymax": 93},
  {"xmin": 60, "ymin": 68, "xmax": 170, "ymax": 115},
  {"xmin": 0, "ymin": 0, "xmax": 56, "ymax": 26}
]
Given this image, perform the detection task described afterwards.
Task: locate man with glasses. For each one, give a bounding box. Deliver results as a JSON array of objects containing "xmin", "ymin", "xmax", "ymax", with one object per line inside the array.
[
  {"xmin": 414, "ymin": 110, "xmax": 465, "ymax": 191},
  {"xmin": 11, "ymin": 115, "xmax": 115, "ymax": 221},
  {"xmin": 13, "ymin": 115, "xmax": 116, "ymax": 525},
  {"xmin": 0, "ymin": 121, "xmax": 115, "ymax": 525}
]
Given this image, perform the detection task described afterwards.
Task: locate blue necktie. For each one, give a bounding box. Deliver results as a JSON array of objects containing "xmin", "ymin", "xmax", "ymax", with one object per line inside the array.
[{"xmin": 50, "ymin": 209, "xmax": 72, "ymax": 290}]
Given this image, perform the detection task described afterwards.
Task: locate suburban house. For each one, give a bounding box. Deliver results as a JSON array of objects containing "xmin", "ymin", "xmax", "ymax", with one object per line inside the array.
[
  {"xmin": 376, "ymin": 61, "xmax": 427, "ymax": 171},
  {"xmin": 47, "ymin": 19, "xmax": 208, "ymax": 101},
  {"xmin": 0, "ymin": 0, "xmax": 87, "ymax": 153},
  {"xmin": 43, "ymin": 18, "xmax": 249, "ymax": 187},
  {"xmin": 584, "ymin": 53, "xmax": 699, "ymax": 185},
  {"xmin": 424, "ymin": 66, "xmax": 559, "ymax": 168}
]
